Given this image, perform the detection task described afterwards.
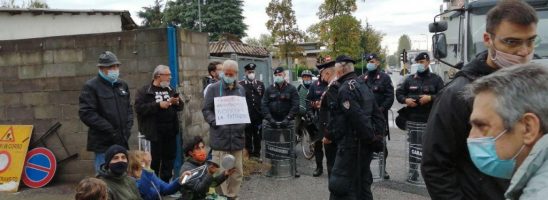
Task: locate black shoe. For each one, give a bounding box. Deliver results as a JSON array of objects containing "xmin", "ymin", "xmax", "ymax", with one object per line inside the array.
[
  {"xmin": 383, "ymin": 171, "xmax": 390, "ymax": 180},
  {"xmin": 295, "ymin": 171, "xmax": 301, "ymax": 178},
  {"xmin": 313, "ymin": 168, "xmax": 323, "ymax": 177}
]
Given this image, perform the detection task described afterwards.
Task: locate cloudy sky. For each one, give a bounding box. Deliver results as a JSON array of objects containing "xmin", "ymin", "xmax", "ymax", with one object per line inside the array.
[{"xmin": 45, "ymin": 0, "xmax": 442, "ymax": 54}]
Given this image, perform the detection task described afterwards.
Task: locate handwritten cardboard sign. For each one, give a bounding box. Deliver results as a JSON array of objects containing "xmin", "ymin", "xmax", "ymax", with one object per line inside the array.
[{"xmin": 214, "ymin": 96, "xmax": 251, "ymax": 125}]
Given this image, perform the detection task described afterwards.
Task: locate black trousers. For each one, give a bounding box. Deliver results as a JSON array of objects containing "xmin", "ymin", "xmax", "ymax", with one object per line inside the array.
[
  {"xmin": 245, "ymin": 123, "xmax": 262, "ymax": 157},
  {"xmin": 151, "ymin": 123, "xmax": 177, "ymax": 182},
  {"xmin": 325, "ymin": 142, "xmax": 337, "ymax": 178},
  {"xmin": 329, "ymin": 141, "xmax": 374, "ymax": 200}
]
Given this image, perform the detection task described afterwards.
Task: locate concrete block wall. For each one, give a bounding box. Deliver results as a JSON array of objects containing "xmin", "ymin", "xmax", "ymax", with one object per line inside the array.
[{"xmin": 0, "ymin": 28, "xmax": 210, "ymax": 182}]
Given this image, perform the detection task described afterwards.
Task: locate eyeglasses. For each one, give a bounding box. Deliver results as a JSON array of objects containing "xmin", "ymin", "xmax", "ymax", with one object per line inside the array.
[
  {"xmin": 158, "ymin": 73, "xmax": 172, "ymax": 76},
  {"xmin": 489, "ymin": 33, "xmax": 541, "ymax": 49}
]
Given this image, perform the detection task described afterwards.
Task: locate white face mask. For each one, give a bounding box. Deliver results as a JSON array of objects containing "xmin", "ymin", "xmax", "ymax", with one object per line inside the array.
[
  {"xmin": 247, "ymin": 73, "xmax": 255, "ymax": 80},
  {"xmin": 159, "ymin": 81, "xmax": 170, "ymax": 88}
]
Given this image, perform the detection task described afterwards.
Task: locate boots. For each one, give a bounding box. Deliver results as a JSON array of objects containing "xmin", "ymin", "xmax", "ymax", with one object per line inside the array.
[{"xmin": 313, "ymin": 167, "xmax": 323, "ymax": 177}]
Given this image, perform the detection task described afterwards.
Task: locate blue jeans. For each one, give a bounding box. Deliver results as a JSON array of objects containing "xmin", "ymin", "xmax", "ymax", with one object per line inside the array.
[{"xmin": 95, "ymin": 152, "xmax": 105, "ymax": 173}]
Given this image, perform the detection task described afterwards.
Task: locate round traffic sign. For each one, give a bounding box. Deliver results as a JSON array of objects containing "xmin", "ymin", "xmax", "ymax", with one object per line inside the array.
[
  {"xmin": 21, "ymin": 147, "xmax": 57, "ymax": 188},
  {"xmin": 0, "ymin": 151, "xmax": 10, "ymax": 173}
]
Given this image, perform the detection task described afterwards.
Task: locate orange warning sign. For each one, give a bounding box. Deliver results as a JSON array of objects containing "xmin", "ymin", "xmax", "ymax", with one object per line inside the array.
[
  {"xmin": 0, "ymin": 127, "xmax": 15, "ymax": 142},
  {"xmin": 0, "ymin": 125, "xmax": 33, "ymax": 193}
]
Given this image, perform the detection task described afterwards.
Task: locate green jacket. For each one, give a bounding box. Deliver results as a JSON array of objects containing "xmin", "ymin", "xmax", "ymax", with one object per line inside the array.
[
  {"xmin": 506, "ymin": 134, "xmax": 548, "ymax": 200},
  {"xmin": 297, "ymin": 84, "xmax": 309, "ymax": 115},
  {"xmin": 97, "ymin": 165, "xmax": 142, "ymax": 200}
]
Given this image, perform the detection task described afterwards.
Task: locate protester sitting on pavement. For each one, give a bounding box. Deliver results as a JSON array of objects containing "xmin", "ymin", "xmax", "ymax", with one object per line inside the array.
[
  {"xmin": 465, "ymin": 64, "xmax": 548, "ymax": 200},
  {"xmin": 127, "ymin": 150, "xmax": 183, "ymax": 200},
  {"xmin": 75, "ymin": 177, "xmax": 108, "ymax": 200},
  {"xmin": 97, "ymin": 144, "xmax": 142, "ymax": 200},
  {"xmin": 179, "ymin": 136, "xmax": 235, "ymax": 200}
]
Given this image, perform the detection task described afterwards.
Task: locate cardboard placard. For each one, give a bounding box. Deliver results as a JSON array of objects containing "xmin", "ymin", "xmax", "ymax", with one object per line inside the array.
[{"xmin": 214, "ymin": 96, "xmax": 250, "ymax": 125}]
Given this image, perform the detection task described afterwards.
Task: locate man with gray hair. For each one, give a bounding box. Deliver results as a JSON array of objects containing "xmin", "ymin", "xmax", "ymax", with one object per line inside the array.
[
  {"xmin": 202, "ymin": 59, "xmax": 246, "ymax": 199},
  {"xmin": 465, "ymin": 64, "xmax": 548, "ymax": 199},
  {"xmin": 135, "ymin": 64, "xmax": 183, "ymax": 182}
]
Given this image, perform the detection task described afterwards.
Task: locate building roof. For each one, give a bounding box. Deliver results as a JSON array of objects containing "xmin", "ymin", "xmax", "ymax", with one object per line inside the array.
[
  {"xmin": 0, "ymin": 8, "xmax": 137, "ymax": 30},
  {"xmin": 209, "ymin": 40, "xmax": 270, "ymax": 58}
]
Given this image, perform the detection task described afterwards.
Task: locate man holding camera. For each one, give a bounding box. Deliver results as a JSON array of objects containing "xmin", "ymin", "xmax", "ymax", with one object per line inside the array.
[
  {"xmin": 395, "ymin": 53, "xmax": 443, "ymax": 182},
  {"xmin": 135, "ymin": 65, "xmax": 184, "ymax": 182}
]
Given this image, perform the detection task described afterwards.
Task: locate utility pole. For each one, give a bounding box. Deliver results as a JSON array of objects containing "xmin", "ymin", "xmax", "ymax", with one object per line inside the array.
[{"xmin": 197, "ymin": 0, "xmax": 202, "ymax": 32}]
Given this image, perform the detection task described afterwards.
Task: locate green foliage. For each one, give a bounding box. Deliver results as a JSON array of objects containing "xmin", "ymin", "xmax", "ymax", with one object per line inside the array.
[
  {"xmin": 266, "ymin": 0, "xmax": 304, "ymax": 66},
  {"xmin": 317, "ymin": 0, "xmax": 356, "ymax": 20},
  {"xmin": 396, "ymin": 34, "xmax": 412, "ymax": 66},
  {"xmin": 327, "ymin": 14, "xmax": 362, "ymax": 58},
  {"xmin": 138, "ymin": 0, "xmax": 165, "ymax": 28},
  {"xmin": 164, "ymin": 0, "xmax": 247, "ymax": 41},
  {"xmin": 244, "ymin": 33, "xmax": 277, "ymax": 53}
]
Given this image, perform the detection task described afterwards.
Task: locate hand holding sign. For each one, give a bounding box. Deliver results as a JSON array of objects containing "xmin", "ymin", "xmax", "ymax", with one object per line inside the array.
[{"xmin": 214, "ymin": 96, "xmax": 251, "ymax": 125}]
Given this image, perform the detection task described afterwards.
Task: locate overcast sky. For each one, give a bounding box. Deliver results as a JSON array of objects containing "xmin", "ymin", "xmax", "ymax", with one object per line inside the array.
[{"xmin": 45, "ymin": 0, "xmax": 442, "ymax": 54}]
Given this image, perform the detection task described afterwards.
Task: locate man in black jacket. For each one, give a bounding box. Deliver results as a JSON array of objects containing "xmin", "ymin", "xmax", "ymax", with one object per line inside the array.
[
  {"xmin": 396, "ymin": 52, "xmax": 444, "ymax": 183},
  {"xmin": 135, "ymin": 65, "xmax": 183, "ymax": 182},
  {"xmin": 79, "ymin": 51, "xmax": 133, "ymax": 173},
  {"xmin": 360, "ymin": 53, "xmax": 394, "ymax": 179},
  {"xmin": 421, "ymin": 1, "xmax": 538, "ymax": 199},
  {"xmin": 239, "ymin": 63, "xmax": 265, "ymax": 160}
]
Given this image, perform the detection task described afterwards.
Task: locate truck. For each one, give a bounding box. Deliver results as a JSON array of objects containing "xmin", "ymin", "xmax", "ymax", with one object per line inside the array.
[{"xmin": 428, "ymin": 0, "xmax": 548, "ymax": 82}]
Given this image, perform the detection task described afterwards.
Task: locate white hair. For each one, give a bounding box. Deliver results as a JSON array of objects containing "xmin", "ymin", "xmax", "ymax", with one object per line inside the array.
[
  {"xmin": 466, "ymin": 63, "xmax": 548, "ymax": 132},
  {"xmin": 152, "ymin": 65, "xmax": 170, "ymax": 79},
  {"xmin": 335, "ymin": 61, "xmax": 355, "ymax": 73},
  {"xmin": 222, "ymin": 60, "xmax": 239, "ymax": 72}
]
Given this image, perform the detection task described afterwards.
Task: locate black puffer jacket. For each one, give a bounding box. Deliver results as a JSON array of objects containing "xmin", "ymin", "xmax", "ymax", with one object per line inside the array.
[
  {"xmin": 79, "ymin": 76, "xmax": 133, "ymax": 152},
  {"xmin": 421, "ymin": 51, "xmax": 509, "ymax": 200},
  {"xmin": 261, "ymin": 82, "xmax": 299, "ymax": 121},
  {"xmin": 134, "ymin": 83, "xmax": 183, "ymax": 142}
]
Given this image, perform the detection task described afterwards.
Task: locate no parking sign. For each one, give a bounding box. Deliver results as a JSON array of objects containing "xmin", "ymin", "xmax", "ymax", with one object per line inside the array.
[{"xmin": 21, "ymin": 147, "xmax": 57, "ymax": 188}]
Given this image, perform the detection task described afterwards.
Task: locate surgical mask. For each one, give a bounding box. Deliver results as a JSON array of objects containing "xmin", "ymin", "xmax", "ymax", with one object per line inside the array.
[
  {"xmin": 366, "ymin": 63, "xmax": 377, "ymax": 72},
  {"xmin": 109, "ymin": 162, "xmax": 128, "ymax": 176},
  {"xmin": 303, "ymin": 80, "xmax": 312, "ymax": 85},
  {"xmin": 467, "ymin": 129, "xmax": 525, "ymax": 179},
  {"xmin": 217, "ymin": 71, "xmax": 224, "ymax": 79},
  {"xmin": 274, "ymin": 76, "xmax": 285, "ymax": 84},
  {"xmin": 192, "ymin": 149, "xmax": 207, "ymax": 163},
  {"xmin": 490, "ymin": 44, "xmax": 534, "ymax": 68},
  {"xmin": 222, "ymin": 75, "xmax": 236, "ymax": 84},
  {"xmin": 159, "ymin": 81, "xmax": 170, "ymax": 88},
  {"xmin": 247, "ymin": 73, "xmax": 255, "ymax": 80},
  {"xmin": 414, "ymin": 64, "xmax": 426, "ymax": 73},
  {"xmin": 107, "ymin": 69, "xmax": 120, "ymax": 82}
]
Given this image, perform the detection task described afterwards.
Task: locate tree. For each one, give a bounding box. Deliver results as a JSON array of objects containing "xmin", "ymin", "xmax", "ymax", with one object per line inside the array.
[
  {"xmin": 387, "ymin": 54, "xmax": 398, "ymax": 67},
  {"xmin": 266, "ymin": 0, "xmax": 303, "ymax": 67},
  {"xmin": 1, "ymin": 0, "xmax": 48, "ymax": 8},
  {"xmin": 244, "ymin": 33, "xmax": 276, "ymax": 52},
  {"xmin": 164, "ymin": 0, "xmax": 247, "ymax": 41},
  {"xmin": 309, "ymin": 0, "xmax": 362, "ymax": 59},
  {"xmin": 138, "ymin": 0, "xmax": 164, "ymax": 28},
  {"xmin": 360, "ymin": 22, "xmax": 385, "ymax": 60}
]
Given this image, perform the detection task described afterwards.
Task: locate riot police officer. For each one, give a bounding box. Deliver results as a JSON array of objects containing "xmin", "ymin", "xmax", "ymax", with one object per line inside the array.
[
  {"xmin": 261, "ymin": 66, "xmax": 300, "ymax": 177},
  {"xmin": 239, "ymin": 63, "xmax": 265, "ymax": 160},
  {"xmin": 395, "ymin": 52, "xmax": 443, "ymax": 183},
  {"xmin": 305, "ymin": 69, "xmax": 328, "ymax": 177},
  {"xmin": 329, "ymin": 55, "xmax": 384, "ymax": 200},
  {"xmin": 360, "ymin": 53, "xmax": 394, "ymax": 179}
]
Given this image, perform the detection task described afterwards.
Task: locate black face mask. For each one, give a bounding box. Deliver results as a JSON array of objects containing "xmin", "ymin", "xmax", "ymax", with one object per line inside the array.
[{"xmin": 109, "ymin": 162, "xmax": 128, "ymax": 176}]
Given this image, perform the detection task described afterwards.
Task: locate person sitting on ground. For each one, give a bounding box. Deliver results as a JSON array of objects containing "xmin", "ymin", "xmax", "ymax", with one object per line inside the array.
[
  {"xmin": 97, "ymin": 144, "xmax": 142, "ymax": 200},
  {"xmin": 75, "ymin": 177, "xmax": 108, "ymax": 200},
  {"xmin": 179, "ymin": 136, "xmax": 236, "ymax": 200},
  {"xmin": 128, "ymin": 150, "xmax": 184, "ymax": 200}
]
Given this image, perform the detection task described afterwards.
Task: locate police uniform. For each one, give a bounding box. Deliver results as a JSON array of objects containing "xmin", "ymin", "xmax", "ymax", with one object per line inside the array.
[
  {"xmin": 360, "ymin": 53, "xmax": 394, "ymax": 179},
  {"xmin": 317, "ymin": 61, "xmax": 339, "ymax": 182},
  {"xmin": 306, "ymin": 79, "xmax": 327, "ymax": 177},
  {"xmin": 395, "ymin": 52, "xmax": 444, "ymax": 182},
  {"xmin": 329, "ymin": 56, "xmax": 383, "ymax": 200},
  {"xmin": 239, "ymin": 63, "xmax": 265, "ymax": 158}
]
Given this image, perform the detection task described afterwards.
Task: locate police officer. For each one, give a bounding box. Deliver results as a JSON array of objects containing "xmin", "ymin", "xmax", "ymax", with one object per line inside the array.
[
  {"xmin": 329, "ymin": 55, "xmax": 383, "ymax": 200},
  {"xmin": 261, "ymin": 66, "xmax": 300, "ymax": 177},
  {"xmin": 395, "ymin": 52, "xmax": 443, "ymax": 182},
  {"xmin": 360, "ymin": 53, "xmax": 394, "ymax": 179},
  {"xmin": 305, "ymin": 69, "xmax": 328, "ymax": 177},
  {"xmin": 317, "ymin": 61, "xmax": 338, "ymax": 182},
  {"xmin": 239, "ymin": 63, "xmax": 265, "ymax": 160}
]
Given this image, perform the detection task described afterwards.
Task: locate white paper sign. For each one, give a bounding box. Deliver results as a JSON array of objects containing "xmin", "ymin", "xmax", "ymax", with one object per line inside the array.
[{"xmin": 214, "ymin": 96, "xmax": 251, "ymax": 125}]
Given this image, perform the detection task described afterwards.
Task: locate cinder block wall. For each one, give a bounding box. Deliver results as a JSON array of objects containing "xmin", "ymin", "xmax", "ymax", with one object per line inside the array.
[{"xmin": 0, "ymin": 28, "xmax": 210, "ymax": 182}]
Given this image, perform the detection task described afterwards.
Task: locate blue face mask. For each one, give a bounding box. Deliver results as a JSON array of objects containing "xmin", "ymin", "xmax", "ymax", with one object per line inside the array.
[
  {"xmin": 366, "ymin": 63, "xmax": 377, "ymax": 72},
  {"xmin": 98, "ymin": 69, "xmax": 119, "ymax": 83},
  {"xmin": 467, "ymin": 129, "xmax": 525, "ymax": 179},
  {"xmin": 274, "ymin": 76, "xmax": 285, "ymax": 84},
  {"xmin": 222, "ymin": 76, "xmax": 236, "ymax": 84},
  {"xmin": 415, "ymin": 64, "xmax": 426, "ymax": 73}
]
